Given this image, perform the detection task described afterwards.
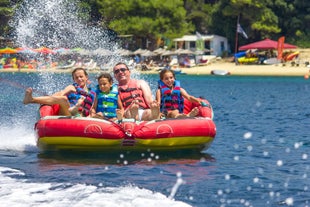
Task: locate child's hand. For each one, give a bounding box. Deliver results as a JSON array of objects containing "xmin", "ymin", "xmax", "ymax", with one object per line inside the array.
[{"xmin": 76, "ymin": 96, "xmax": 85, "ymax": 106}]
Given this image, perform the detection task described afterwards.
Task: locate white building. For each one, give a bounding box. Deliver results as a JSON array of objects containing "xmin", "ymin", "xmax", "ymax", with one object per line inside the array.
[{"xmin": 173, "ymin": 34, "xmax": 229, "ymax": 56}]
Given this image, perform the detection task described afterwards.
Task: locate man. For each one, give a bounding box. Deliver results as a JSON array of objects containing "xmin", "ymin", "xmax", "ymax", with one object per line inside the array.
[{"xmin": 113, "ymin": 62, "xmax": 160, "ymax": 121}]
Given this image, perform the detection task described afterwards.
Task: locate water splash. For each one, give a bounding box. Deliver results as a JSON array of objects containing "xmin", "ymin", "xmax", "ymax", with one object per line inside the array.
[
  {"xmin": 9, "ymin": 0, "xmax": 131, "ymax": 91},
  {"xmin": 10, "ymin": 0, "xmax": 117, "ymax": 50}
]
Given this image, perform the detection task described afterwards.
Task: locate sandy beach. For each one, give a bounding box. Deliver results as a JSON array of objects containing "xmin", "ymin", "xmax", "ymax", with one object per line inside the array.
[
  {"xmin": 1, "ymin": 61, "xmax": 310, "ymax": 77},
  {"xmin": 1, "ymin": 48, "xmax": 309, "ymax": 77}
]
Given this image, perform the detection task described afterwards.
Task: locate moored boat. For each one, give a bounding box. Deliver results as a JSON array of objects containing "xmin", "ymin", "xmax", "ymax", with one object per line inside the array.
[
  {"xmin": 35, "ymin": 99, "xmax": 216, "ymax": 152},
  {"xmin": 211, "ymin": 70, "xmax": 230, "ymax": 76}
]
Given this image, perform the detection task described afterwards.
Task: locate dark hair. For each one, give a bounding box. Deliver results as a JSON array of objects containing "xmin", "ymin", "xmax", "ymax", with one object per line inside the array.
[
  {"xmin": 159, "ymin": 69, "xmax": 175, "ymax": 80},
  {"xmin": 72, "ymin": 67, "xmax": 88, "ymax": 79},
  {"xmin": 113, "ymin": 62, "xmax": 129, "ymax": 71},
  {"xmin": 97, "ymin": 73, "xmax": 113, "ymax": 84}
]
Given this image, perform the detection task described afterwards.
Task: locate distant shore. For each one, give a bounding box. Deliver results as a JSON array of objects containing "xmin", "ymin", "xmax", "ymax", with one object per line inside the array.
[
  {"xmin": 2, "ymin": 61, "xmax": 309, "ymax": 77},
  {"xmin": 1, "ymin": 48, "xmax": 310, "ymax": 77}
]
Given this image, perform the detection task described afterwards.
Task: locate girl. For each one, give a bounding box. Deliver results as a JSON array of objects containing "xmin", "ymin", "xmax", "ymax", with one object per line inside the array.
[{"xmin": 156, "ymin": 69, "xmax": 202, "ymax": 118}]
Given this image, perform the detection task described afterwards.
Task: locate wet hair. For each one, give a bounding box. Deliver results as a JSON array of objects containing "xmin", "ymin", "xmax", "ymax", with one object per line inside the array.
[
  {"xmin": 113, "ymin": 62, "xmax": 129, "ymax": 71},
  {"xmin": 71, "ymin": 67, "xmax": 88, "ymax": 79},
  {"xmin": 159, "ymin": 69, "xmax": 176, "ymax": 80},
  {"xmin": 97, "ymin": 73, "xmax": 113, "ymax": 84}
]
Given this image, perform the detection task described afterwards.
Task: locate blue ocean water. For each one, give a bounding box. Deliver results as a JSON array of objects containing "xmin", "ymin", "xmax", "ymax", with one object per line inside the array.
[{"xmin": 0, "ymin": 71, "xmax": 309, "ymax": 207}]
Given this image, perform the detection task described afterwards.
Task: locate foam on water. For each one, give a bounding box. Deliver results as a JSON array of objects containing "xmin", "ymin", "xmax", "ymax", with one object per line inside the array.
[
  {"xmin": 0, "ymin": 167, "xmax": 191, "ymax": 207},
  {"xmin": 0, "ymin": 124, "xmax": 37, "ymax": 153}
]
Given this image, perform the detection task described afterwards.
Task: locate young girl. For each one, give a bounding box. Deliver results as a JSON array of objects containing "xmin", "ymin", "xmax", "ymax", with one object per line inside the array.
[
  {"xmin": 90, "ymin": 73, "xmax": 124, "ymax": 121},
  {"xmin": 23, "ymin": 68, "xmax": 96, "ymax": 117},
  {"xmin": 156, "ymin": 69, "xmax": 202, "ymax": 118}
]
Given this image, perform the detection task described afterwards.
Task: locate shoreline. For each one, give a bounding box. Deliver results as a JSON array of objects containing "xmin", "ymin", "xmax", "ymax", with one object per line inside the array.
[{"xmin": 1, "ymin": 61, "xmax": 310, "ymax": 77}]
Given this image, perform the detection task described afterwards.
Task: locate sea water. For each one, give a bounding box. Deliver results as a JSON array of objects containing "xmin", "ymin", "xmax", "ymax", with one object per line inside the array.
[
  {"xmin": 0, "ymin": 73, "xmax": 309, "ymax": 207},
  {"xmin": 2, "ymin": 0, "xmax": 310, "ymax": 205}
]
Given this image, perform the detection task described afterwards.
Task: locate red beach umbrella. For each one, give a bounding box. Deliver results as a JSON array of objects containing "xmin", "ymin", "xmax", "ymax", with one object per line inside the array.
[
  {"xmin": 239, "ymin": 38, "xmax": 297, "ymax": 50},
  {"xmin": 34, "ymin": 47, "xmax": 56, "ymax": 54},
  {"xmin": 0, "ymin": 47, "xmax": 18, "ymax": 54}
]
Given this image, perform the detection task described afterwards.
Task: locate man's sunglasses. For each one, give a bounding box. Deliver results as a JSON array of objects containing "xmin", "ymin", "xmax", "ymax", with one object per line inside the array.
[{"xmin": 114, "ymin": 68, "xmax": 128, "ymax": 74}]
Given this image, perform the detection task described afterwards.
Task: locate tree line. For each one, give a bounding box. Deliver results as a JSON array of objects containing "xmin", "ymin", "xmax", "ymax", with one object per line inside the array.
[{"xmin": 1, "ymin": 0, "xmax": 309, "ymax": 51}]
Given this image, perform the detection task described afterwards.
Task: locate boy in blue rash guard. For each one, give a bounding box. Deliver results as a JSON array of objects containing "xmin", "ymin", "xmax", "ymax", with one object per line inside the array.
[
  {"xmin": 155, "ymin": 69, "xmax": 202, "ymax": 118},
  {"xmin": 90, "ymin": 73, "xmax": 124, "ymax": 121}
]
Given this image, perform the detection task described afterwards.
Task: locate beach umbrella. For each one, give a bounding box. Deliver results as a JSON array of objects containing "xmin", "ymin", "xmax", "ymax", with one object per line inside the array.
[
  {"xmin": 0, "ymin": 47, "xmax": 18, "ymax": 54},
  {"xmin": 118, "ymin": 49, "xmax": 134, "ymax": 56},
  {"xmin": 239, "ymin": 38, "xmax": 297, "ymax": 50},
  {"xmin": 141, "ymin": 50, "xmax": 156, "ymax": 57},
  {"xmin": 161, "ymin": 50, "xmax": 176, "ymax": 56},
  {"xmin": 34, "ymin": 47, "xmax": 56, "ymax": 54},
  {"xmin": 77, "ymin": 49, "xmax": 91, "ymax": 56},
  {"xmin": 175, "ymin": 48, "xmax": 194, "ymax": 55},
  {"xmin": 17, "ymin": 47, "xmax": 37, "ymax": 54},
  {"xmin": 153, "ymin": 48, "xmax": 166, "ymax": 54},
  {"xmin": 53, "ymin": 48, "xmax": 70, "ymax": 54},
  {"xmin": 92, "ymin": 48, "xmax": 113, "ymax": 56},
  {"xmin": 134, "ymin": 48, "xmax": 148, "ymax": 55}
]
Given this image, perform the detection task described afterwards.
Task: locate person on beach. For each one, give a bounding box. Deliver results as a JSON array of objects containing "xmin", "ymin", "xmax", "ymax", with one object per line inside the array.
[
  {"xmin": 156, "ymin": 69, "xmax": 202, "ymax": 118},
  {"xmin": 23, "ymin": 67, "xmax": 96, "ymax": 117},
  {"xmin": 113, "ymin": 62, "xmax": 160, "ymax": 121},
  {"xmin": 90, "ymin": 73, "xmax": 124, "ymax": 121}
]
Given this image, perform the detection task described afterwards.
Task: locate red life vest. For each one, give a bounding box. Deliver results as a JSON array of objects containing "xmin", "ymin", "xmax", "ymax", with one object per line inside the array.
[{"xmin": 118, "ymin": 79, "xmax": 149, "ymax": 109}]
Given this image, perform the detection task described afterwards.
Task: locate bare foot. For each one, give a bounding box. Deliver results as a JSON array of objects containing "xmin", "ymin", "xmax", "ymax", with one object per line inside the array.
[
  {"xmin": 129, "ymin": 100, "xmax": 139, "ymax": 120},
  {"xmin": 69, "ymin": 96, "xmax": 85, "ymax": 114},
  {"xmin": 76, "ymin": 96, "xmax": 85, "ymax": 106},
  {"xmin": 23, "ymin": 87, "xmax": 34, "ymax": 104},
  {"xmin": 116, "ymin": 109, "xmax": 123, "ymax": 121},
  {"xmin": 150, "ymin": 101, "xmax": 160, "ymax": 119},
  {"xmin": 188, "ymin": 107, "xmax": 199, "ymax": 117}
]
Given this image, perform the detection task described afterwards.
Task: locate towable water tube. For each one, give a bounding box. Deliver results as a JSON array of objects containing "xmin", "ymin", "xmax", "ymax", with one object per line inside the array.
[{"xmin": 35, "ymin": 98, "xmax": 216, "ymax": 152}]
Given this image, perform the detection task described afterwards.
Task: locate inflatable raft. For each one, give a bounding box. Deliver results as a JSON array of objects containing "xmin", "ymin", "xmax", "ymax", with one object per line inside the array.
[{"xmin": 35, "ymin": 99, "xmax": 216, "ymax": 152}]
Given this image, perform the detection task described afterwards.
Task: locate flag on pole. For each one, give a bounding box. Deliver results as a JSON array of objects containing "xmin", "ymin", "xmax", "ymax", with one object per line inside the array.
[
  {"xmin": 237, "ymin": 23, "xmax": 248, "ymax": 39},
  {"xmin": 196, "ymin": 31, "xmax": 202, "ymax": 39}
]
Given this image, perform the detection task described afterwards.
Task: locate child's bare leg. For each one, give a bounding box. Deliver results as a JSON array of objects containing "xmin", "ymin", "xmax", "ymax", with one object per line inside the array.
[
  {"xmin": 175, "ymin": 113, "xmax": 188, "ymax": 118},
  {"xmin": 92, "ymin": 112, "xmax": 104, "ymax": 119},
  {"xmin": 116, "ymin": 109, "xmax": 123, "ymax": 121},
  {"xmin": 167, "ymin": 110, "xmax": 180, "ymax": 118},
  {"xmin": 23, "ymin": 87, "xmax": 71, "ymax": 116},
  {"xmin": 188, "ymin": 107, "xmax": 199, "ymax": 117}
]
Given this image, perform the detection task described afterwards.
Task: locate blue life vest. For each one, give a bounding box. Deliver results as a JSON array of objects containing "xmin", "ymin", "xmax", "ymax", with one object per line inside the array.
[
  {"xmin": 95, "ymin": 84, "xmax": 118, "ymax": 119},
  {"xmin": 67, "ymin": 83, "xmax": 96, "ymax": 116},
  {"xmin": 158, "ymin": 80, "xmax": 184, "ymax": 114}
]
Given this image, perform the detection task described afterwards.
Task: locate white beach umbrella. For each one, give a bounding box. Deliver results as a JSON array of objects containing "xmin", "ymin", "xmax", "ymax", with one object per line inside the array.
[
  {"xmin": 134, "ymin": 48, "xmax": 148, "ymax": 55},
  {"xmin": 141, "ymin": 50, "xmax": 156, "ymax": 57},
  {"xmin": 161, "ymin": 50, "xmax": 176, "ymax": 56}
]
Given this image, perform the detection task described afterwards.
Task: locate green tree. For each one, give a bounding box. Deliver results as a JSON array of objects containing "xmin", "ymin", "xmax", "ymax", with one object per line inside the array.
[
  {"xmin": 0, "ymin": 0, "xmax": 15, "ymax": 36},
  {"xmin": 271, "ymin": 0, "xmax": 310, "ymax": 47},
  {"xmin": 95, "ymin": 0, "xmax": 193, "ymax": 48},
  {"xmin": 184, "ymin": 0, "xmax": 214, "ymax": 34},
  {"xmin": 209, "ymin": 0, "xmax": 282, "ymax": 52}
]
